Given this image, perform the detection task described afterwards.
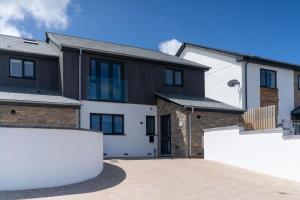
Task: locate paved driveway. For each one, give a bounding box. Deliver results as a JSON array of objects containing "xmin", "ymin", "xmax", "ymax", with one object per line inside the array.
[{"xmin": 1, "ymin": 159, "xmax": 300, "ymax": 200}]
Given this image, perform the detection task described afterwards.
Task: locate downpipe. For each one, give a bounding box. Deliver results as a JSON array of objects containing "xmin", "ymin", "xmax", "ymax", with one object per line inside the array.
[
  {"xmin": 185, "ymin": 106, "xmax": 194, "ymax": 158},
  {"xmin": 78, "ymin": 48, "xmax": 83, "ymax": 128}
]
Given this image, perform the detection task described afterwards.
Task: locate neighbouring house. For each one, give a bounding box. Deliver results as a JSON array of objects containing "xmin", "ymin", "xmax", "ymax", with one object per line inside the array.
[
  {"xmin": 0, "ymin": 33, "xmax": 243, "ymax": 158},
  {"xmin": 176, "ymin": 43, "xmax": 300, "ymax": 125}
]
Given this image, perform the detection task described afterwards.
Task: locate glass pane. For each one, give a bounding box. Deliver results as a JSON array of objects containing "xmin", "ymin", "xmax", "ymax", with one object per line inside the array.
[
  {"xmin": 174, "ymin": 71, "xmax": 182, "ymax": 85},
  {"xmin": 260, "ymin": 69, "xmax": 266, "ymax": 86},
  {"xmin": 112, "ymin": 64, "xmax": 121, "ymax": 80},
  {"xmin": 112, "ymin": 64, "xmax": 122, "ymax": 100},
  {"xmin": 24, "ymin": 61, "xmax": 34, "ymax": 77},
  {"xmin": 165, "ymin": 69, "xmax": 173, "ymax": 85},
  {"xmin": 10, "ymin": 59, "xmax": 22, "ymax": 77},
  {"xmin": 90, "ymin": 115, "xmax": 100, "ymax": 131},
  {"xmin": 89, "ymin": 82, "xmax": 97, "ymax": 100},
  {"xmin": 102, "ymin": 115, "xmax": 113, "ymax": 134},
  {"xmin": 100, "ymin": 62, "xmax": 110, "ymax": 99},
  {"xmin": 270, "ymin": 71, "xmax": 276, "ymax": 88},
  {"xmin": 266, "ymin": 70, "xmax": 276, "ymax": 88},
  {"xmin": 114, "ymin": 116, "xmax": 123, "ymax": 134},
  {"xmin": 90, "ymin": 59, "xmax": 97, "ymax": 81},
  {"xmin": 146, "ymin": 116, "xmax": 155, "ymax": 135}
]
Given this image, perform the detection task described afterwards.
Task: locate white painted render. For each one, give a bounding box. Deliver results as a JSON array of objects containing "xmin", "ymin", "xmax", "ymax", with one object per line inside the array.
[
  {"xmin": 204, "ymin": 126, "xmax": 300, "ymax": 183},
  {"xmin": 179, "ymin": 46, "xmax": 244, "ymax": 108},
  {"xmin": 0, "ymin": 127, "xmax": 103, "ymax": 191},
  {"xmin": 247, "ymin": 63, "xmax": 294, "ymax": 122},
  {"xmin": 179, "ymin": 46, "xmax": 295, "ymax": 123},
  {"xmin": 81, "ymin": 100, "xmax": 158, "ymax": 157}
]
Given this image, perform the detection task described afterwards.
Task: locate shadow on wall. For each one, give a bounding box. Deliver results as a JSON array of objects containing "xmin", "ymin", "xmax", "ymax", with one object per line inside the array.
[{"xmin": 0, "ymin": 163, "xmax": 126, "ymax": 200}]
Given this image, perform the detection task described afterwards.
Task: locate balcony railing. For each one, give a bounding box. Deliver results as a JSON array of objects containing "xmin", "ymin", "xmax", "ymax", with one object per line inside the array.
[{"xmin": 86, "ymin": 76, "xmax": 128, "ymax": 102}]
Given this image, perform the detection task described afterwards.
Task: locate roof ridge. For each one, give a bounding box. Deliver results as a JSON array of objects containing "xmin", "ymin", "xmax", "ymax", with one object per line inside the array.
[
  {"xmin": 180, "ymin": 42, "xmax": 300, "ymax": 67},
  {"xmin": 46, "ymin": 32, "xmax": 178, "ymax": 56},
  {"xmin": 0, "ymin": 33, "xmax": 46, "ymax": 43}
]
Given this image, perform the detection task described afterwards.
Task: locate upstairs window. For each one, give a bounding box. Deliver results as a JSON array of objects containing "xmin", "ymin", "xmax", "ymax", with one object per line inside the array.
[
  {"xmin": 165, "ymin": 69, "xmax": 183, "ymax": 86},
  {"xmin": 10, "ymin": 59, "xmax": 35, "ymax": 78},
  {"xmin": 260, "ymin": 69, "xmax": 276, "ymax": 89}
]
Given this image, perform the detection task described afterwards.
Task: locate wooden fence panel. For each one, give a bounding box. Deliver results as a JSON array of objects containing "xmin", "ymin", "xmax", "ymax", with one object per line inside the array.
[{"xmin": 240, "ymin": 105, "xmax": 277, "ymax": 131}]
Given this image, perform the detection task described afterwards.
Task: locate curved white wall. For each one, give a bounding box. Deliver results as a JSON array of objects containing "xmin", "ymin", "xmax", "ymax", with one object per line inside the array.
[{"xmin": 0, "ymin": 127, "xmax": 103, "ymax": 191}]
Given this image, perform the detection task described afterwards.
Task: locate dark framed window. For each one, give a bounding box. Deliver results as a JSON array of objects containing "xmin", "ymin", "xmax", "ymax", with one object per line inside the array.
[
  {"xmin": 165, "ymin": 69, "xmax": 183, "ymax": 86},
  {"xmin": 9, "ymin": 58, "xmax": 35, "ymax": 78},
  {"xmin": 260, "ymin": 69, "xmax": 276, "ymax": 89},
  {"xmin": 298, "ymin": 75, "xmax": 300, "ymax": 90},
  {"xmin": 90, "ymin": 113, "xmax": 124, "ymax": 135},
  {"xmin": 89, "ymin": 58, "xmax": 124, "ymax": 101},
  {"xmin": 146, "ymin": 116, "xmax": 155, "ymax": 135}
]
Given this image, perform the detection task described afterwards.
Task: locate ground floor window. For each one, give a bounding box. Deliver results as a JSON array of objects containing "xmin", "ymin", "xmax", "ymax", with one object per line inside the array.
[
  {"xmin": 90, "ymin": 113, "xmax": 124, "ymax": 135},
  {"xmin": 146, "ymin": 116, "xmax": 155, "ymax": 135}
]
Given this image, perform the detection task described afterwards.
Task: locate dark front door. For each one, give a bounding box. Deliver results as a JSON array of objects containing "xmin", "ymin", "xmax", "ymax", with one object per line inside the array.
[{"xmin": 160, "ymin": 114, "xmax": 171, "ymax": 155}]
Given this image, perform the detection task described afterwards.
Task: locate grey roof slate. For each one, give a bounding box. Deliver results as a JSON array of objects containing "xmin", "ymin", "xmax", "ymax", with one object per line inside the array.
[
  {"xmin": 176, "ymin": 42, "xmax": 300, "ymax": 70},
  {"xmin": 0, "ymin": 34, "xmax": 58, "ymax": 57},
  {"xmin": 0, "ymin": 87, "xmax": 80, "ymax": 106},
  {"xmin": 156, "ymin": 93, "xmax": 244, "ymax": 113},
  {"xmin": 46, "ymin": 32, "xmax": 209, "ymax": 70}
]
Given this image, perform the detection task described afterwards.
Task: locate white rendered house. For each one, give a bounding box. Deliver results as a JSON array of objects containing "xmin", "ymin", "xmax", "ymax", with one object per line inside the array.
[{"xmin": 176, "ymin": 43, "xmax": 300, "ymax": 124}]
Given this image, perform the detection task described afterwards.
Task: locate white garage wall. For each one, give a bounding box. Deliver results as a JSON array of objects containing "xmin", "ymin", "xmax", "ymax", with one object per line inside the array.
[
  {"xmin": 81, "ymin": 101, "xmax": 158, "ymax": 157},
  {"xmin": 0, "ymin": 127, "xmax": 103, "ymax": 191},
  {"xmin": 179, "ymin": 46, "xmax": 244, "ymax": 109},
  {"xmin": 204, "ymin": 126, "xmax": 300, "ymax": 183},
  {"xmin": 247, "ymin": 63, "xmax": 294, "ymax": 122}
]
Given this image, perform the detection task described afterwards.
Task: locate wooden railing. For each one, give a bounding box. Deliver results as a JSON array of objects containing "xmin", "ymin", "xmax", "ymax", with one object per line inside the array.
[{"xmin": 240, "ymin": 105, "xmax": 277, "ymax": 131}]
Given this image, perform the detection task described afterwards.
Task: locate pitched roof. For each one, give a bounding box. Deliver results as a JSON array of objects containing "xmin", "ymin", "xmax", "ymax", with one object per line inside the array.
[
  {"xmin": 176, "ymin": 42, "xmax": 300, "ymax": 70},
  {"xmin": 156, "ymin": 93, "xmax": 244, "ymax": 113},
  {"xmin": 0, "ymin": 87, "xmax": 80, "ymax": 107},
  {"xmin": 0, "ymin": 34, "xmax": 58, "ymax": 57},
  {"xmin": 46, "ymin": 32, "xmax": 209, "ymax": 70}
]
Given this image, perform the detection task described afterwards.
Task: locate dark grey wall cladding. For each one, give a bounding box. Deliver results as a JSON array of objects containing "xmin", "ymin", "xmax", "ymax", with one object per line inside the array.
[
  {"xmin": 62, "ymin": 50, "xmax": 79, "ymax": 99},
  {"xmin": 62, "ymin": 49, "xmax": 205, "ymax": 105},
  {"xmin": 0, "ymin": 51, "xmax": 60, "ymax": 91}
]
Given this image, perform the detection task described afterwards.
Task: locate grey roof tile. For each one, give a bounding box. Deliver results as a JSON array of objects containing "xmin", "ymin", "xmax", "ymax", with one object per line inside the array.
[
  {"xmin": 177, "ymin": 42, "xmax": 300, "ymax": 70},
  {"xmin": 156, "ymin": 93, "xmax": 244, "ymax": 113},
  {"xmin": 0, "ymin": 34, "xmax": 58, "ymax": 57},
  {"xmin": 0, "ymin": 87, "xmax": 80, "ymax": 106},
  {"xmin": 46, "ymin": 32, "xmax": 209, "ymax": 69}
]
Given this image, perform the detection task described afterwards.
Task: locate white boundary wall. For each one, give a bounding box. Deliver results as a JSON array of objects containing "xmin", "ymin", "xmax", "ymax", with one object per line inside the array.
[
  {"xmin": 0, "ymin": 127, "xmax": 103, "ymax": 191},
  {"xmin": 204, "ymin": 126, "xmax": 300, "ymax": 182}
]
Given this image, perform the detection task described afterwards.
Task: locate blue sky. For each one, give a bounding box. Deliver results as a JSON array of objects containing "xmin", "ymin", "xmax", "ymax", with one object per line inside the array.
[{"xmin": 1, "ymin": 0, "xmax": 300, "ymax": 64}]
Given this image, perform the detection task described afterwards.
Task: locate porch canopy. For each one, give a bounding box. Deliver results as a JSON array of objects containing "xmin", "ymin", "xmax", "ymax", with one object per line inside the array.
[{"xmin": 156, "ymin": 93, "xmax": 244, "ymax": 114}]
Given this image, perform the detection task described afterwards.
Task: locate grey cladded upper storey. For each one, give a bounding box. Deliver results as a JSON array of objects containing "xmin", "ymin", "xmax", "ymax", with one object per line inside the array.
[
  {"xmin": 0, "ymin": 32, "xmax": 242, "ymax": 113},
  {"xmin": 46, "ymin": 32, "xmax": 210, "ymax": 105},
  {"xmin": 46, "ymin": 32, "xmax": 209, "ymax": 70}
]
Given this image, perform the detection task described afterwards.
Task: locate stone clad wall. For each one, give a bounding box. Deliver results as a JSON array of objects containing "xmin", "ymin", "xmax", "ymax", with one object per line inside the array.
[
  {"xmin": 157, "ymin": 98, "xmax": 188, "ymax": 157},
  {"xmin": 157, "ymin": 98, "xmax": 241, "ymax": 157},
  {"xmin": 190, "ymin": 111, "xmax": 241, "ymax": 157},
  {"xmin": 0, "ymin": 104, "xmax": 79, "ymax": 128}
]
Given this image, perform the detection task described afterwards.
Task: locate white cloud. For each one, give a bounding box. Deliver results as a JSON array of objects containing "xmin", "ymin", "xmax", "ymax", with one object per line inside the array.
[
  {"xmin": 159, "ymin": 39, "xmax": 182, "ymax": 55},
  {"xmin": 0, "ymin": 0, "xmax": 72, "ymax": 37}
]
